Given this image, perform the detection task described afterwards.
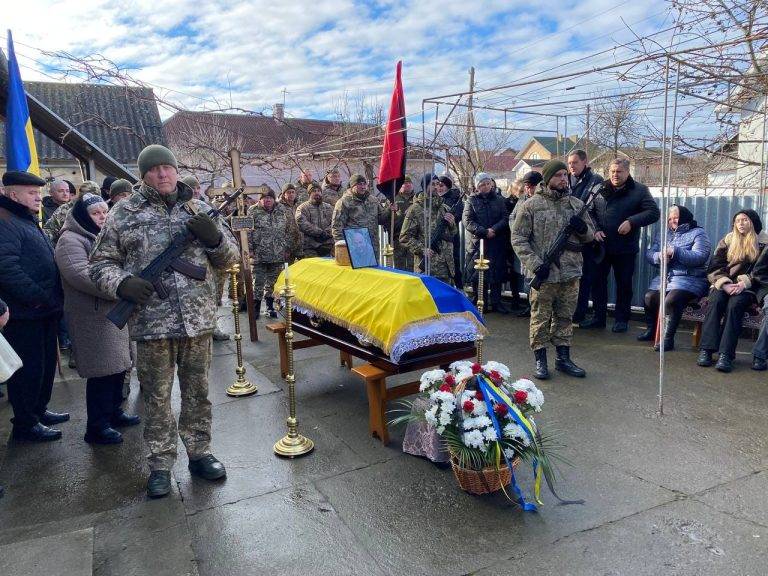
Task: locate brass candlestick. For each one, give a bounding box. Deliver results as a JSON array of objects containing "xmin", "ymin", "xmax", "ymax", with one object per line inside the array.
[
  {"xmin": 382, "ymin": 243, "xmax": 394, "ymax": 267},
  {"xmin": 226, "ymin": 264, "xmax": 258, "ymax": 397},
  {"xmin": 274, "ymin": 271, "xmax": 314, "ymax": 458},
  {"xmin": 474, "ymin": 240, "xmax": 490, "ymax": 364}
]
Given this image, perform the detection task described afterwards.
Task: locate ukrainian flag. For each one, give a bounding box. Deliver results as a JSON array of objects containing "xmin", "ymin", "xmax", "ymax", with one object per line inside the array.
[{"xmin": 4, "ymin": 30, "xmax": 40, "ymax": 175}]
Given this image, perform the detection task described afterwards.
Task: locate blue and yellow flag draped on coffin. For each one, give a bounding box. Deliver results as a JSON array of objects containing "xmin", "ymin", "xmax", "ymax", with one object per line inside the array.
[
  {"xmin": 4, "ymin": 31, "xmax": 40, "ymax": 176},
  {"xmin": 275, "ymin": 258, "xmax": 485, "ymax": 361}
]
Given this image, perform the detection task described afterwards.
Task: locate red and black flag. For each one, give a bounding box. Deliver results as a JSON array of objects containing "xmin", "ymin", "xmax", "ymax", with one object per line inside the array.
[{"xmin": 377, "ymin": 60, "xmax": 406, "ymax": 200}]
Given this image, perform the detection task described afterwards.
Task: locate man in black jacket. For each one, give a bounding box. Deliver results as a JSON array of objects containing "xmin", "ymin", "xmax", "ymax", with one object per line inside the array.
[
  {"xmin": 463, "ymin": 173, "xmax": 510, "ymax": 313},
  {"xmin": 581, "ymin": 158, "xmax": 660, "ymax": 332},
  {"xmin": 0, "ymin": 171, "xmax": 68, "ymax": 441},
  {"xmin": 568, "ymin": 150, "xmax": 605, "ymax": 323}
]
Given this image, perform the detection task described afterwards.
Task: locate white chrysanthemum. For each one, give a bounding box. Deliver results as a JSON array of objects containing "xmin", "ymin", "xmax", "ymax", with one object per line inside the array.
[
  {"xmin": 503, "ymin": 447, "xmax": 517, "ymax": 460},
  {"xmin": 482, "ymin": 427, "xmax": 498, "ymax": 442},
  {"xmin": 503, "ymin": 422, "xmax": 531, "ymax": 446},
  {"xmin": 483, "ymin": 361, "xmax": 510, "ymax": 380},
  {"xmin": 450, "ymin": 360, "xmax": 475, "ymax": 382},
  {"xmin": 472, "ymin": 400, "xmax": 487, "ymax": 417},
  {"xmin": 475, "ymin": 415, "xmax": 493, "ymax": 429},
  {"xmin": 526, "ymin": 388, "xmax": 544, "ymax": 411},
  {"xmin": 425, "ymin": 405, "xmax": 438, "ymax": 427},
  {"xmin": 434, "ymin": 390, "xmax": 455, "ymax": 404},
  {"xmin": 438, "ymin": 411, "xmax": 452, "ymax": 426},
  {"xmin": 463, "ymin": 429, "xmax": 486, "ymax": 450},
  {"xmin": 436, "ymin": 425, "xmax": 446, "ymax": 434},
  {"xmin": 420, "ymin": 369, "xmax": 446, "ymax": 391}
]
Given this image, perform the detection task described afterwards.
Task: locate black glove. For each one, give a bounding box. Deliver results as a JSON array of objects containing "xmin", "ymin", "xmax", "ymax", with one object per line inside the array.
[
  {"xmin": 569, "ymin": 215, "xmax": 587, "ymax": 235},
  {"xmin": 117, "ymin": 276, "xmax": 154, "ymax": 305},
  {"xmin": 187, "ymin": 213, "xmax": 222, "ymax": 248}
]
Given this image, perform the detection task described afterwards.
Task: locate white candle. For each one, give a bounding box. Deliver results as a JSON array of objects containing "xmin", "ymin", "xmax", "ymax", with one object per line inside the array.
[
  {"xmin": 284, "ymin": 262, "xmax": 290, "ymax": 284},
  {"xmin": 480, "ymin": 239, "xmax": 485, "ymax": 261}
]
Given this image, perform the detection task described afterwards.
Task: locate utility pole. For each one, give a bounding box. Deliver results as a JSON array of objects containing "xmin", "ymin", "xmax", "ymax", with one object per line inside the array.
[
  {"xmin": 585, "ymin": 104, "xmax": 591, "ymax": 157},
  {"xmin": 466, "ymin": 67, "xmax": 481, "ymax": 189}
]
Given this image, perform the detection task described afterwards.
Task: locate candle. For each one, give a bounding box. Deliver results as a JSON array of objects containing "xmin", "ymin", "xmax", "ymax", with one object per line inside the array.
[
  {"xmin": 284, "ymin": 262, "xmax": 290, "ymax": 284},
  {"xmin": 480, "ymin": 239, "xmax": 484, "ymax": 261}
]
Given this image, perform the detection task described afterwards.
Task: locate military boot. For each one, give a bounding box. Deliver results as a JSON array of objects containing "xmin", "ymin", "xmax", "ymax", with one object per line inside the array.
[
  {"xmin": 265, "ymin": 297, "xmax": 278, "ymax": 319},
  {"xmin": 533, "ymin": 348, "xmax": 549, "ymax": 380},
  {"xmin": 555, "ymin": 346, "xmax": 586, "ymax": 377}
]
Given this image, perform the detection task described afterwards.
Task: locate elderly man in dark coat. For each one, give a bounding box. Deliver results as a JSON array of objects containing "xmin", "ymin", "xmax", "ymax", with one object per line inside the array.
[
  {"xmin": 0, "ymin": 171, "xmax": 69, "ymax": 441},
  {"xmin": 463, "ymin": 172, "xmax": 510, "ymax": 313}
]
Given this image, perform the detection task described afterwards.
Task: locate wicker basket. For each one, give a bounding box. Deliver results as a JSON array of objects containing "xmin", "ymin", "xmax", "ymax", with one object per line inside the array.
[
  {"xmin": 335, "ymin": 241, "xmax": 351, "ymax": 266},
  {"xmin": 450, "ymin": 455, "xmax": 519, "ymax": 495}
]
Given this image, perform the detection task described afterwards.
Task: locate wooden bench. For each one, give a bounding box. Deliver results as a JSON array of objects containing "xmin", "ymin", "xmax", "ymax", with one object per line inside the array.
[
  {"xmin": 267, "ymin": 317, "xmax": 476, "ymax": 444},
  {"xmin": 351, "ymin": 364, "xmax": 420, "ymax": 444},
  {"xmin": 681, "ymin": 297, "xmax": 765, "ymax": 348},
  {"xmin": 266, "ymin": 322, "xmax": 352, "ymax": 378}
]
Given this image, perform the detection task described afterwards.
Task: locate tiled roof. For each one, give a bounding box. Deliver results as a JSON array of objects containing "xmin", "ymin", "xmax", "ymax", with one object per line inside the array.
[
  {"xmin": 0, "ymin": 81, "xmax": 165, "ymax": 164},
  {"xmin": 163, "ymin": 111, "xmax": 376, "ymax": 156}
]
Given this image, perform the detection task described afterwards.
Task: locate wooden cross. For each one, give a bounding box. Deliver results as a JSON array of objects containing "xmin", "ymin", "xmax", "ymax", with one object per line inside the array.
[{"xmin": 207, "ymin": 149, "xmax": 260, "ymax": 342}]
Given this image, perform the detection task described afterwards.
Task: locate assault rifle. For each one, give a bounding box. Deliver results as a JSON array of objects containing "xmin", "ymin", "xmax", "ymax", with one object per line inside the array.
[
  {"xmin": 528, "ymin": 186, "xmax": 601, "ymax": 291},
  {"xmin": 106, "ymin": 187, "xmax": 244, "ymax": 329},
  {"xmin": 417, "ymin": 195, "xmax": 463, "ymax": 273}
]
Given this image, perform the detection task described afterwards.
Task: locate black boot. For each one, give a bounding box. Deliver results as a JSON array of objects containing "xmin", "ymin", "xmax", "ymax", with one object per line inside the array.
[
  {"xmin": 579, "ymin": 316, "xmax": 606, "ymax": 329},
  {"xmin": 254, "ymin": 299, "xmax": 261, "ymax": 320},
  {"xmin": 654, "ymin": 335, "xmax": 675, "ymax": 352},
  {"xmin": 697, "ymin": 350, "xmax": 714, "ymax": 367},
  {"xmin": 555, "ymin": 346, "xmax": 586, "ymax": 377},
  {"xmin": 715, "ymin": 354, "xmax": 734, "ymax": 373},
  {"xmin": 265, "ymin": 297, "xmax": 277, "ymax": 319},
  {"xmin": 637, "ymin": 307, "xmax": 656, "ymax": 341},
  {"xmin": 533, "ymin": 348, "xmax": 550, "ymax": 380}
]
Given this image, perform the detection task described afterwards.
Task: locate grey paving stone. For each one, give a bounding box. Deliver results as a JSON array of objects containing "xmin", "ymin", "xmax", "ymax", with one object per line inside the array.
[
  {"xmin": 0, "ymin": 528, "xmax": 93, "ymax": 576},
  {"xmin": 696, "ymin": 470, "xmax": 768, "ymax": 528},
  {"xmin": 188, "ymin": 483, "xmax": 384, "ymax": 576},
  {"xmin": 475, "ymin": 499, "xmax": 768, "ymax": 576}
]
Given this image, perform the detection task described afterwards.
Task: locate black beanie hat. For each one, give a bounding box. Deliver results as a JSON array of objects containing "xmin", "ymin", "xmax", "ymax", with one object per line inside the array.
[
  {"xmin": 521, "ymin": 171, "xmax": 543, "ymax": 186},
  {"xmin": 734, "ymin": 209, "xmax": 763, "ymax": 235},
  {"xmin": 438, "ymin": 176, "xmax": 453, "ymax": 189}
]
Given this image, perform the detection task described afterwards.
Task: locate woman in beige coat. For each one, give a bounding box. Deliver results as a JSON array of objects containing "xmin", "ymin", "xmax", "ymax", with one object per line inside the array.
[{"xmin": 55, "ymin": 194, "xmax": 139, "ymax": 444}]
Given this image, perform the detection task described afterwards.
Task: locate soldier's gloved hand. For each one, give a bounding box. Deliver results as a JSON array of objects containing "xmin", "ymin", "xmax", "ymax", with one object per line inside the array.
[
  {"xmin": 568, "ymin": 216, "xmax": 588, "ymax": 234},
  {"xmin": 187, "ymin": 213, "xmax": 222, "ymax": 248},
  {"xmin": 117, "ymin": 276, "xmax": 154, "ymax": 305}
]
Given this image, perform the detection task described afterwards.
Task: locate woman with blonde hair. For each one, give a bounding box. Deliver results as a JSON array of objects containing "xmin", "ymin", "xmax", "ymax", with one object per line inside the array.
[{"xmin": 698, "ymin": 209, "xmax": 767, "ymax": 372}]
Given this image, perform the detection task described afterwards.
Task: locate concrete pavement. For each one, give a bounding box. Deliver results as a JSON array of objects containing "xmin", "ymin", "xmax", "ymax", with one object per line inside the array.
[{"xmin": 1, "ymin": 305, "xmax": 767, "ymax": 575}]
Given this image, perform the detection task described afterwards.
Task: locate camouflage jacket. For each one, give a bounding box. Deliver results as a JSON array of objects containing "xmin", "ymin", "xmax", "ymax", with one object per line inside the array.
[
  {"xmin": 296, "ymin": 199, "xmax": 334, "ymax": 253},
  {"xmin": 510, "ymin": 184, "xmax": 595, "ymax": 283},
  {"xmin": 393, "ymin": 192, "xmax": 414, "ymax": 247},
  {"xmin": 89, "ymin": 183, "xmax": 239, "ymax": 341},
  {"xmin": 278, "ymin": 198, "xmax": 303, "ymax": 260},
  {"xmin": 247, "ymin": 204, "xmax": 299, "ymax": 264},
  {"xmin": 331, "ymin": 190, "xmax": 390, "ymax": 245},
  {"xmin": 399, "ymin": 193, "xmax": 456, "ymax": 274},
  {"xmin": 44, "ymin": 198, "xmax": 76, "ymax": 244},
  {"xmin": 294, "ymin": 181, "xmax": 311, "ymax": 205},
  {"xmin": 321, "ymin": 181, "xmax": 343, "ymax": 207}
]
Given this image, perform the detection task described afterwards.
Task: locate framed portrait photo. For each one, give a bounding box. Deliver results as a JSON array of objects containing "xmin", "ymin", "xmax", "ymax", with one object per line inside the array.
[{"xmin": 343, "ymin": 227, "xmax": 379, "ymax": 269}]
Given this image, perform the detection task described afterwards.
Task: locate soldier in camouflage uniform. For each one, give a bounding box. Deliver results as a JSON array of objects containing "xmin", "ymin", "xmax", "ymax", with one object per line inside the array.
[
  {"xmin": 296, "ymin": 182, "xmax": 334, "ymax": 257},
  {"xmin": 89, "ymin": 145, "xmax": 239, "ymax": 498},
  {"xmin": 45, "ymin": 180, "xmax": 100, "ymax": 244},
  {"xmin": 331, "ymin": 174, "xmax": 392, "ymax": 250},
  {"xmin": 295, "ymin": 171, "xmax": 313, "ymax": 204},
  {"xmin": 393, "ymin": 176, "xmax": 415, "ymax": 271},
  {"xmin": 510, "ymin": 159, "xmax": 594, "ymax": 381},
  {"xmin": 248, "ymin": 187, "xmax": 299, "ymax": 318},
  {"xmin": 399, "ymin": 175, "xmax": 457, "ymax": 284},
  {"xmin": 321, "ymin": 167, "xmax": 344, "ymax": 207},
  {"xmin": 278, "ymin": 183, "xmax": 304, "ymax": 262}
]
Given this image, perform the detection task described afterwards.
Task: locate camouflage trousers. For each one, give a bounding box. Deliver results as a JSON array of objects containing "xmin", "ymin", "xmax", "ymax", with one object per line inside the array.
[
  {"xmin": 393, "ymin": 245, "xmax": 413, "ymax": 272},
  {"xmin": 136, "ymin": 335, "xmax": 213, "ymax": 471},
  {"xmin": 529, "ymin": 278, "xmax": 580, "ymax": 351},
  {"xmin": 253, "ymin": 262, "xmax": 283, "ymax": 299}
]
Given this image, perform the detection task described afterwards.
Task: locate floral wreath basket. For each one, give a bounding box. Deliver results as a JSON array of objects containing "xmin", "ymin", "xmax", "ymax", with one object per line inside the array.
[{"xmin": 392, "ymin": 360, "xmax": 566, "ymax": 507}]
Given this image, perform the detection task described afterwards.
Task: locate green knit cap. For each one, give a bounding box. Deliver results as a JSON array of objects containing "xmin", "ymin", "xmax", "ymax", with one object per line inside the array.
[
  {"xmin": 281, "ymin": 183, "xmax": 296, "ymax": 194},
  {"xmin": 348, "ymin": 174, "xmax": 366, "ymax": 186},
  {"xmin": 109, "ymin": 178, "xmax": 133, "ymax": 199},
  {"xmin": 541, "ymin": 160, "xmax": 568, "ymax": 187},
  {"xmin": 138, "ymin": 144, "xmax": 178, "ymax": 177},
  {"xmin": 181, "ymin": 175, "xmax": 200, "ymax": 188}
]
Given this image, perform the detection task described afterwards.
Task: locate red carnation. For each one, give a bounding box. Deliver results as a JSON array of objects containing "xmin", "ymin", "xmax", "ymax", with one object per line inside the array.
[
  {"xmin": 444, "ymin": 374, "xmax": 456, "ymax": 386},
  {"xmin": 475, "ymin": 390, "xmax": 484, "ymax": 401},
  {"xmin": 439, "ymin": 383, "xmax": 451, "ymax": 393},
  {"xmin": 489, "ymin": 370, "xmax": 502, "ymax": 382},
  {"xmin": 494, "ymin": 403, "xmax": 509, "ymax": 417},
  {"xmin": 513, "ymin": 390, "xmax": 528, "ymax": 404},
  {"xmin": 471, "ymin": 363, "xmax": 482, "ymax": 374},
  {"xmin": 462, "ymin": 400, "xmax": 475, "ymax": 412}
]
